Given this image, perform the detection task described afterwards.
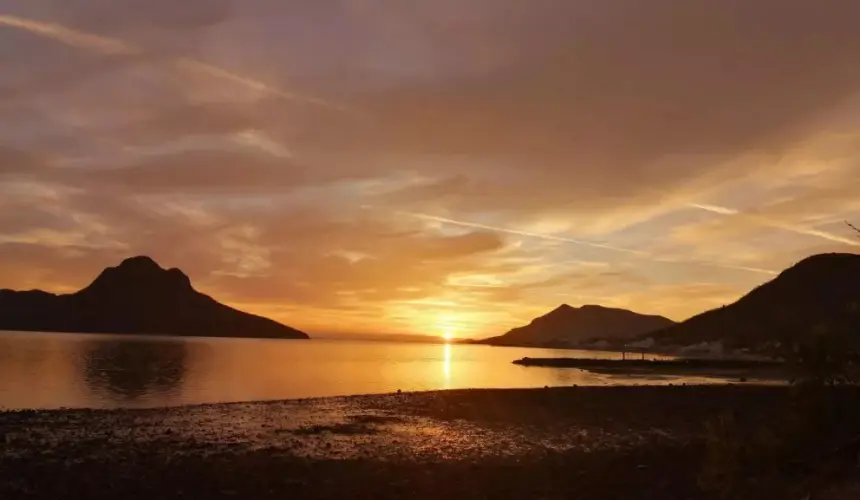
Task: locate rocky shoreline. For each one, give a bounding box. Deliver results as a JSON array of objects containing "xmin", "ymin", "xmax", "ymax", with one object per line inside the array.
[{"xmin": 2, "ymin": 386, "xmax": 858, "ymax": 499}]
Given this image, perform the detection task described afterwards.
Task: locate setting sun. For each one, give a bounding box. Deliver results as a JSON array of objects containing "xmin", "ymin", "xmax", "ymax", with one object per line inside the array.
[
  {"xmin": 1, "ymin": 1, "xmax": 859, "ymax": 498},
  {"xmin": 437, "ymin": 312, "xmax": 460, "ymax": 341}
]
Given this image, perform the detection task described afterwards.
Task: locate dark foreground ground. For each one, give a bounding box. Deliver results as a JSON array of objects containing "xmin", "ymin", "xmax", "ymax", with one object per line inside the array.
[{"xmin": 2, "ymin": 386, "xmax": 859, "ymax": 499}]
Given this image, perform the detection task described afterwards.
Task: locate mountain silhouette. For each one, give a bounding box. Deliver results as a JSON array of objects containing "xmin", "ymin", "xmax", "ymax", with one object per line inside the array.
[
  {"xmin": 476, "ymin": 304, "xmax": 674, "ymax": 347},
  {"xmin": 647, "ymin": 253, "xmax": 860, "ymax": 349},
  {"xmin": 0, "ymin": 256, "xmax": 309, "ymax": 339}
]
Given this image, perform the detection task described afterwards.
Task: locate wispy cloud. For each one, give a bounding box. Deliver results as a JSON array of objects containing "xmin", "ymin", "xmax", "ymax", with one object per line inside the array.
[
  {"xmin": 0, "ymin": 14, "xmax": 344, "ymax": 111},
  {"xmin": 400, "ymin": 211, "xmax": 779, "ymax": 276},
  {"xmin": 400, "ymin": 211, "xmax": 648, "ymax": 255},
  {"xmin": 1, "ymin": 0, "xmax": 859, "ymax": 336},
  {"xmin": 688, "ymin": 203, "xmax": 739, "ymax": 216},
  {"xmin": 689, "ymin": 203, "xmax": 860, "ymax": 247}
]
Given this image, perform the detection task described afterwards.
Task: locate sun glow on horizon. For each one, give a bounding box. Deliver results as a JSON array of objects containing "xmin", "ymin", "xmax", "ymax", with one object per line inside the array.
[{"xmin": 434, "ymin": 311, "xmax": 462, "ymax": 342}]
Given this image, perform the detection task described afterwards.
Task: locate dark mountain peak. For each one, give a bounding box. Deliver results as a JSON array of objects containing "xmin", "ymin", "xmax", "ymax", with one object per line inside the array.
[
  {"xmin": 0, "ymin": 256, "xmax": 308, "ymax": 339},
  {"xmin": 117, "ymin": 255, "xmax": 164, "ymax": 272},
  {"xmin": 547, "ymin": 303, "xmax": 575, "ymax": 314},
  {"xmin": 166, "ymin": 267, "xmax": 192, "ymax": 287},
  {"xmin": 533, "ymin": 304, "xmax": 577, "ymax": 324},
  {"xmin": 481, "ymin": 303, "xmax": 675, "ymax": 347},
  {"xmin": 744, "ymin": 252, "xmax": 860, "ymax": 301},
  {"xmin": 581, "ymin": 304, "xmax": 607, "ymax": 311},
  {"xmin": 649, "ymin": 252, "xmax": 860, "ymax": 349},
  {"xmin": 794, "ymin": 252, "xmax": 859, "ymax": 265},
  {"xmin": 81, "ymin": 256, "xmax": 193, "ymax": 297},
  {"xmin": 780, "ymin": 253, "xmax": 860, "ymax": 277}
]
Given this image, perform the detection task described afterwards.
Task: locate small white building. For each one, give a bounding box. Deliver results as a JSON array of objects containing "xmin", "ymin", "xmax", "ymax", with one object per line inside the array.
[{"xmin": 679, "ymin": 341, "xmax": 725, "ymax": 358}]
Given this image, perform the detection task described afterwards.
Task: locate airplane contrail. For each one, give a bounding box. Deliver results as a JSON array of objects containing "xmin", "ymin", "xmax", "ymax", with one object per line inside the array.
[
  {"xmin": 0, "ymin": 14, "xmax": 346, "ymax": 112},
  {"xmin": 400, "ymin": 211, "xmax": 649, "ymax": 256},
  {"xmin": 398, "ymin": 210, "xmax": 778, "ymax": 275},
  {"xmin": 688, "ymin": 203, "xmax": 739, "ymax": 215},
  {"xmin": 689, "ymin": 203, "xmax": 860, "ymax": 247}
]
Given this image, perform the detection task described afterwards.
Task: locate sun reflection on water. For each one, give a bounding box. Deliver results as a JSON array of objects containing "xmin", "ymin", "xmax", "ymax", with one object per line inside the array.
[{"xmin": 442, "ymin": 343, "xmax": 452, "ymax": 387}]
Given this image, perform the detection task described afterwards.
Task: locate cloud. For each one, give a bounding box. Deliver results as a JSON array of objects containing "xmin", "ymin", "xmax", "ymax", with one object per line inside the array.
[
  {"xmin": 607, "ymin": 283, "xmax": 747, "ymax": 322},
  {"xmin": 0, "ymin": 12, "xmax": 343, "ymax": 110},
  {"xmin": 77, "ymin": 150, "xmax": 311, "ymax": 194},
  {"xmin": 319, "ymin": 0, "xmax": 860, "ymax": 236},
  {"xmin": 51, "ymin": 0, "xmax": 233, "ymax": 31},
  {"xmin": 398, "ymin": 210, "xmax": 647, "ymax": 255},
  {"xmin": 0, "ymin": 147, "xmax": 46, "ymax": 175},
  {"xmin": 1, "ymin": 0, "xmax": 860, "ymax": 336},
  {"xmin": 689, "ymin": 203, "xmax": 860, "ymax": 247},
  {"xmin": 0, "ymin": 52, "xmax": 157, "ymax": 103}
]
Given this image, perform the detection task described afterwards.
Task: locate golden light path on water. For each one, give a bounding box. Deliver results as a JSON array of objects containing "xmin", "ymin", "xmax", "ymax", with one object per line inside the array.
[
  {"xmin": 443, "ymin": 343, "xmax": 452, "ymax": 388},
  {"xmin": 0, "ymin": 13, "xmax": 346, "ymax": 112}
]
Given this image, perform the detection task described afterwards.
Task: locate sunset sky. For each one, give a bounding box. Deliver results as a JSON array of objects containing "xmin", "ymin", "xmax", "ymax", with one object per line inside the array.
[{"xmin": 1, "ymin": 0, "xmax": 859, "ymax": 338}]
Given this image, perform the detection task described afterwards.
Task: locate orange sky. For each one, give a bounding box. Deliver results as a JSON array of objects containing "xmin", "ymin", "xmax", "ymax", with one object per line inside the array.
[{"xmin": 1, "ymin": 0, "xmax": 859, "ymax": 338}]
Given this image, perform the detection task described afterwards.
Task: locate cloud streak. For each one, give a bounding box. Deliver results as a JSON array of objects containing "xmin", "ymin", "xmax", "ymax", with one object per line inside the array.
[
  {"xmin": 690, "ymin": 203, "xmax": 860, "ymax": 247},
  {"xmin": 1, "ymin": 0, "xmax": 859, "ymax": 336},
  {"xmin": 0, "ymin": 13, "xmax": 344, "ymax": 111},
  {"xmin": 400, "ymin": 210, "xmax": 779, "ymax": 276},
  {"xmin": 398, "ymin": 210, "xmax": 648, "ymax": 255}
]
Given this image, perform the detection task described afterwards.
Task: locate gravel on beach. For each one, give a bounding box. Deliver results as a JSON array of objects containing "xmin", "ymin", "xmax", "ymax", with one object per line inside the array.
[{"xmin": 2, "ymin": 386, "xmax": 858, "ymax": 499}]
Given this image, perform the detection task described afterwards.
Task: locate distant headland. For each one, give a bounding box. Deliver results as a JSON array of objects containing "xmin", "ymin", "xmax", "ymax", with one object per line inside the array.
[
  {"xmin": 0, "ymin": 256, "xmax": 309, "ymax": 340},
  {"xmin": 475, "ymin": 253, "xmax": 860, "ymax": 358}
]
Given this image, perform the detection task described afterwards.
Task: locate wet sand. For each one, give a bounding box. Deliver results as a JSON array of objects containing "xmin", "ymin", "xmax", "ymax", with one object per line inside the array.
[{"xmin": 1, "ymin": 386, "xmax": 858, "ymax": 499}]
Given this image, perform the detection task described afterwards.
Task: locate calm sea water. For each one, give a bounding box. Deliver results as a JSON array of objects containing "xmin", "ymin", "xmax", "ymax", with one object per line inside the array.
[{"xmin": 0, "ymin": 331, "xmax": 687, "ymax": 409}]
